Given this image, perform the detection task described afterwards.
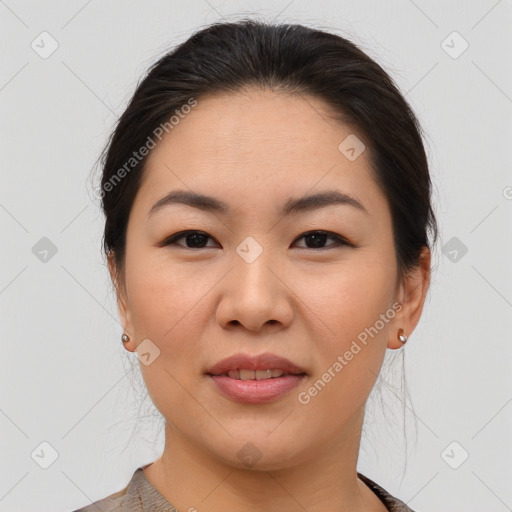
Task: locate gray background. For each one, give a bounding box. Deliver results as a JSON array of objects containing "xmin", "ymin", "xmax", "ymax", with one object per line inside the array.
[{"xmin": 1, "ymin": 1, "xmax": 511, "ymax": 511}]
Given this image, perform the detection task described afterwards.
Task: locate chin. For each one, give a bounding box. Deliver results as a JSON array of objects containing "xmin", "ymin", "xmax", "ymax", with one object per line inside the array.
[{"xmin": 204, "ymin": 430, "xmax": 312, "ymax": 472}]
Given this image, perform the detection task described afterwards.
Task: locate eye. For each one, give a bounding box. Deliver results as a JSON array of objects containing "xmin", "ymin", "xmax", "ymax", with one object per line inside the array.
[
  {"xmin": 292, "ymin": 230, "xmax": 353, "ymax": 250},
  {"xmin": 161, "ymin": 230, "xmax": 218, "ymax": 249}
]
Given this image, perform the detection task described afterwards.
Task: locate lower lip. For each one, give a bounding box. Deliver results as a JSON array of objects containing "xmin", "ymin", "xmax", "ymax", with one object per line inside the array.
[{"xmin": 208, "ymin": 374, "xmax": 305, "ymax": 404}]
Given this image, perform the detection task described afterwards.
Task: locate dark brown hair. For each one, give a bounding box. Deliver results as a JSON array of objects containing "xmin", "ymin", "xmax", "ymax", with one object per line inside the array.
[{"xmin": 96, "ymin": 18, "xmax": 437, "ymax": 292}]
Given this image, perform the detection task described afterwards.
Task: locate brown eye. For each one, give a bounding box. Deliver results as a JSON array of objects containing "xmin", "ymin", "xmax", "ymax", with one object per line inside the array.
[
  {"xmin": 293, "ymin": 231, "xmax": 352, "ymax": 250},
  {"xmin": 162, "ymin": 230, "xmax": 218, "ymax": 249}
]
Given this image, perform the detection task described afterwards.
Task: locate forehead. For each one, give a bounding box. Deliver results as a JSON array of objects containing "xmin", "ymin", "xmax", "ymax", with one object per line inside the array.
[
  {"xmin": 134, "ymin": 88, "xmax": 389, "ymax": 220},
  {"xmin": 148, "ymin": 89, "xmax": 357, "ymax": 165}
]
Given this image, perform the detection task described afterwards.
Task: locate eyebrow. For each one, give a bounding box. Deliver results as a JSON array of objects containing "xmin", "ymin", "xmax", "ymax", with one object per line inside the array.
[{"xmin": 147, "ymin": 189, "xmax": 368, "ymax": 220}]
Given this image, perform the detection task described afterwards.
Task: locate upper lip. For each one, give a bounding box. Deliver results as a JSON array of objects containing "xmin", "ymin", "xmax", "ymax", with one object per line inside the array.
[{"xmin": 206, "ymin": 352, "xmax": 307, "ymax": 376}]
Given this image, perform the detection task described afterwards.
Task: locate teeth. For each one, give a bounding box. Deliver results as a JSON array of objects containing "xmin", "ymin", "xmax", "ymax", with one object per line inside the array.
[
  {"xmin": 240, "ymin": 369, "xmax": 256, "ymax": 380},
  {"xmin": 226, "ymin": 369, "xmax": 286, "ymax": 380}
]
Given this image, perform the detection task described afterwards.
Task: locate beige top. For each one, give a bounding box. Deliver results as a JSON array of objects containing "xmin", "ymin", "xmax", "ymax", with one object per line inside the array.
[{"xmin": 72, "ymin": 464, "xmax": 415, "ymax": 512}]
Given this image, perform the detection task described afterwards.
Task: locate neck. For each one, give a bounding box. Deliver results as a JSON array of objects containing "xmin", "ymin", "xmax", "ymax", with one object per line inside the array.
[{"xmin": 143, "ymin": 406, "xmax": 386, "ymax": 512}]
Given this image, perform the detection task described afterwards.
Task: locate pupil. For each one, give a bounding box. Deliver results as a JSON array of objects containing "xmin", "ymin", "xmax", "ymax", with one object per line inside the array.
[
  {"xmin": 306, "ymin": 233, "xmax": 327, "ymax": 248},
  {"xmin": 187, "ymin": 233, "xmax": 207, "ymax": 248}
]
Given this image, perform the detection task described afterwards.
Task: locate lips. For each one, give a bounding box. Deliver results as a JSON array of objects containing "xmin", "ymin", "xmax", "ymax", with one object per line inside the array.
[
  {"xmin": 206, "ymin": 352, "xmax": 307, "ymax": 404},
  {"xmin": 206, "ymin": 352, "xmax": 307, "ymax": 379}
]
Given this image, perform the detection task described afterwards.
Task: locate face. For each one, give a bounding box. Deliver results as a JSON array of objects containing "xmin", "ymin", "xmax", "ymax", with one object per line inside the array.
[{"xmin": 112, "ymin": 88, "xmax": 427, "ymax": 470}]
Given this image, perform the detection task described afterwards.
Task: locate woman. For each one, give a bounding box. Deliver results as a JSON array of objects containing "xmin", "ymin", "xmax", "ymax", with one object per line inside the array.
[{"xmin": 74, "ymin": 18, "xmax": 437, "ymax": 512}]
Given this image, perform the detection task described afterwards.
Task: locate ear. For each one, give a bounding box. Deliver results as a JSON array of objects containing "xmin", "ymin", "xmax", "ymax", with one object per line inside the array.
[
  {"xmin": 107, "ymin": 251, "xmax": 136, "ymax": 352},
  {"xmin": 387, "ymin": 246, "xmax": 431, "ymax": 349}
]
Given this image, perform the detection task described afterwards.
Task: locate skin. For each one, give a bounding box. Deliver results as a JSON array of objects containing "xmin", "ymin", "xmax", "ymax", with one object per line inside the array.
[{"xmin": 108, "ymin": 88, "xmax": 431, "ymax": 512}]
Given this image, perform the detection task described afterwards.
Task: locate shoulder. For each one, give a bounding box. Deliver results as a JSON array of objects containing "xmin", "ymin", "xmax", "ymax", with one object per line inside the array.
[
  {"xmin": 70, "ymin": 470, "xmax": 137, "ymax": 512},
  {"xmin": 357, "ymin": 472, "xmax": 416, "ymax": 512},
  {"xmin": 70, "ymin": 466, "xmax": 179, "ymax": 512},
  {"xmin": 71, "ymin": 489, "xmax": 130, "ymax": 512}
]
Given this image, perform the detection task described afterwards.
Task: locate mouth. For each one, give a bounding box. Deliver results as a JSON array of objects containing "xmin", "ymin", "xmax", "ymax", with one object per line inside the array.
[
  {"xmin": 205, "ymin": 352, "xmax": 308, "ymax": 378},
  {"xmin": 211, "ymin": 369, "xmax": 306, "ymax": 380},
  {"xmin": 205, "ymin": 352, "xmax": 307, "ymax": 404}
]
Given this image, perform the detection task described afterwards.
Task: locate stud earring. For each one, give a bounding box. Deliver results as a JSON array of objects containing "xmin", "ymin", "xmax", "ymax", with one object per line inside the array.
[
  {"xmin": 121, "ymin": 333, "xmax": 130, "ymax": 343},
  {"xmin": 397, "ymin": 328, "xmax": 408, "ymax": 344}
]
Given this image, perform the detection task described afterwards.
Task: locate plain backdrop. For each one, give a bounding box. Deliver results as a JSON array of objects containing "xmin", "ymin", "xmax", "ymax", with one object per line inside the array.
[{"xmin": 1, "ymin": 1, "xmax": 511, "ymax": 511}]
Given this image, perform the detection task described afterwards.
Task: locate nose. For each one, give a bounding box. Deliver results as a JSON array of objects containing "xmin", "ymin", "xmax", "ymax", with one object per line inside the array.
[{"xmin": 215, "ymin": 247, "xmax": 294, "ymax": 333}]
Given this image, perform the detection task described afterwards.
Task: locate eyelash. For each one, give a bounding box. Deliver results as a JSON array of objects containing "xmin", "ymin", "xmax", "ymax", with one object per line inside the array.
[{"xmin": 160, "ymin": 230, "xmax": 353, "ymax": 250}]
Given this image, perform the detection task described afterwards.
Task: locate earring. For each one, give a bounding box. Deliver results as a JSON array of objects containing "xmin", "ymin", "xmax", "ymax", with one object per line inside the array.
[
  {"xmin": 397, "ymin": 328, "xmax": 408, "ymax": 344},
  {"xmin": 121, "ymin": 333, "xmax": 130, "ymax": 343}
]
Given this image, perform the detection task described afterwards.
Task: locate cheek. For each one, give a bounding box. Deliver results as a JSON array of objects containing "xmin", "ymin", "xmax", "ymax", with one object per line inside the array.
[
  {"xmin": 125, "ymin": 255, "xmax": 214, "ymax": 410},
  {"xmin": 301, "ymin": 254, "xmax": 394, "ymax": 325},
  {"xmin": 294, "ymin": 256, "xmax": 395, "ymax": 380},
  {"xmin": 125, "ymin": 247, "xmax": 211, "ymax": 339},
  {"xmin": 130, "ymin": 258, "xmax": 209, "ymax": 418}
]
